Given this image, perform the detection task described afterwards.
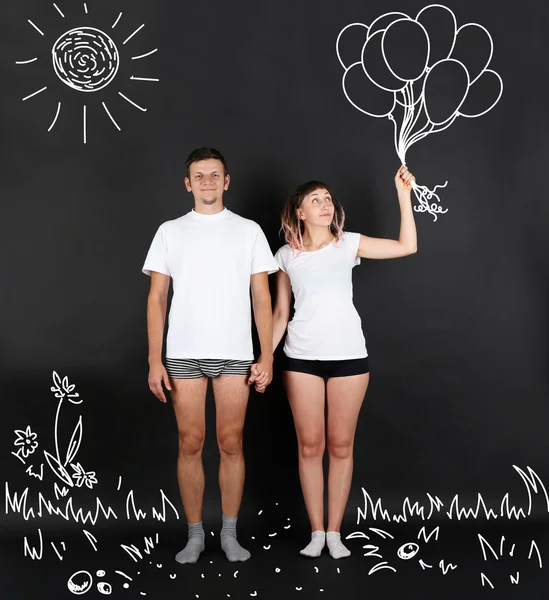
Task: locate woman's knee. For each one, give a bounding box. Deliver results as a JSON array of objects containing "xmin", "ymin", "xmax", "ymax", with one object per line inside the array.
[
  {"xmin": 299, "ymin": 436, "xmax": 325, "ymax": 459},
  {"xmin": 327, "ymin": 437, "xmax": 353, "ymax": 459}
]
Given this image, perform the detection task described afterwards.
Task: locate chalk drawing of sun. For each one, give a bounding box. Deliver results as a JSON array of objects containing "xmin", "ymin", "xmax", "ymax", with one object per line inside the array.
[{"xmin": 17, "ymin": 3, "xmax": 158, "ymax": 143}]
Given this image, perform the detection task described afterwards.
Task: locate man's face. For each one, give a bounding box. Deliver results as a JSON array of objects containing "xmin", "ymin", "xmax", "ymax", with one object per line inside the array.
[{"xmin": 184, "ymin": 159, "xmax": 230, "ymax": 206}]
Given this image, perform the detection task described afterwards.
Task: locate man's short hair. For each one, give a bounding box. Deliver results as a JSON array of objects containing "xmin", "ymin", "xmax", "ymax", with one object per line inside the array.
[{"xmin": 185, "ymin": 147, "xmax": 228, "ymax": 177}]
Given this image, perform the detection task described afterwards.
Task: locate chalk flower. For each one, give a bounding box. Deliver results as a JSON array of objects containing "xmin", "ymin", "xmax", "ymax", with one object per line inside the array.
[
  {"xmin": 14, "ymin": 426, "xmax": 39, "ymax": 458},
  {"xmin": 71, "ymin": 462, "xmax": 98, "ymax": 489}
]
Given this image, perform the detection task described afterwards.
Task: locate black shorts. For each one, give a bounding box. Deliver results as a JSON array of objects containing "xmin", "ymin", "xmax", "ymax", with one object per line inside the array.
[{"xmin": 283, "ymin": 356, "xmax": 369, "ymax": 379}]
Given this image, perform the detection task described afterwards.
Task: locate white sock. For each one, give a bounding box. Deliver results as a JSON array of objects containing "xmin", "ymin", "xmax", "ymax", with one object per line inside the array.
[
  {"xmin": 326, "ymin": 531, "xmax": 350, "ymax": 559},
  {"xmin": 300, "ymin": 530, "xmax": 326, "ymax": 557}
]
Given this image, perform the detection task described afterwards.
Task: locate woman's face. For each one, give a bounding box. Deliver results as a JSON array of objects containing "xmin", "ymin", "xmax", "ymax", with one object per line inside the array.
[{"xmin": 297, "ymin": 188, "xmax": 335, "ymax": 227}]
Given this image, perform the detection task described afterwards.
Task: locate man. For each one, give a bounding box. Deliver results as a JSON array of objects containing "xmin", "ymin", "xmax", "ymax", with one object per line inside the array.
[{"xmin": 142, "ymin": 147, "xmax": 278, "ymax": 564}]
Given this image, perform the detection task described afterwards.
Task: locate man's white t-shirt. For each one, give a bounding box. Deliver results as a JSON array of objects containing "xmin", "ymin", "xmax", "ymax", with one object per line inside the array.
[
  {"xmin": 143, "ymin": 208, "xmax": 279, "ymax": 360},
  {"xmin": 274, "ymin": 231, "xmax": 367, "ymax": 360}
]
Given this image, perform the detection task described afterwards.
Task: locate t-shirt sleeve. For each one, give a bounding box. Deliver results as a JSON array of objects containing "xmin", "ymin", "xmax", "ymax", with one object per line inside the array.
[
  {"xmin": 344, "ymin": 231, "xmax": 361, "ymax": 267},
  {"xmin": 250, "ymin": 224, "xmax": 279, "ymax": 275},
  {"xmin": 142, "ymin": 225, "xmax": 171, "ymax": 277},
  {"xmin": 274, "ymin": 246, "xmax": 287, "ymax": 273}
]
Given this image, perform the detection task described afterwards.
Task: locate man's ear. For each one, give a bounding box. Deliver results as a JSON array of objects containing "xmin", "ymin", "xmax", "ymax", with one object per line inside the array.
[{"xmin": 224, "ymin": 173, "xmax": 231, "ymax": 191}]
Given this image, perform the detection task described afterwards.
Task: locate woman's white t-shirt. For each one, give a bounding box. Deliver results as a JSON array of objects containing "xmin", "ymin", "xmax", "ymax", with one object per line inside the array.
[
  {"xmin": 142, "ymin": 208, "xmax": 279, "ymax": 360},
  {"xmin": 274, "ymin": 231, "xmax": 367, "ymax": 360}
]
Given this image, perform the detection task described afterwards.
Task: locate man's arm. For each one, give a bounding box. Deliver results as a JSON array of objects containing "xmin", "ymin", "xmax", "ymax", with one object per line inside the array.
[
  {"xmin": 249, "ymin": 271, "xmax": 274, "ymax": 390},
  {"xmin": 147, "ymin": 271, "xmax": 172, "ymax": 403}
]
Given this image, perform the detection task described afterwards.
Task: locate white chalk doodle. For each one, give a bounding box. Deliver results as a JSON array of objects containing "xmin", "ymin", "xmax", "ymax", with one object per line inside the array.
[
  {"xmin": 170, "ymin": 574, "xmax": 176, "ymax": 579},
  {"xmin": 12, "ymin": 426, "xmax": 39, "ymax": 462},
  {"xmin": 67, "ymin": 570, "xmax": 93, "ymax": 595},
  {"xmin": 54, "ymin": 483, "xmax": 69, "ymax": 500},
  {"xmin": 117, "ymin": 476, "xmax": 123, "ymax": 491},
  {"xmin": 28, "ymin": 20, "xmax": 44, "ymax": 35},
  {"xmin": 97, "ymin": 581, "xmax": 112, "ymax": 595},
  {"xmin": 356, "ymin": 466, "xmax": 548, "ymax": 523},
  {"xmin": 17, "ymin": 5, "xmax": 158, "ymax": 141},
  {"xmin": 83, "ymin": 530, "xmax": 98, "ymax": 551},
  {"xmin": 71, "ymin": 463, "xmax": 98, "ymax": 489},
  {"xmin": 24, "ymin": 529, "xmax": 43, "ymax": 560},
  {"xmin": 336, "ymin": 5, "xmax": 503, "ymax": 220},
  {"xmin": 26, "ymin": 464, "xmax": 44, "ymax": 481},
  {"xmin": 368, "ymin": 561, "xmax": 397, "ymax": 575},
  {"xmin": 115, "ymin": 571, "xmax": 132, "ymax": 581},
  {"xmin": 96, "ymin": 570, "xmax": 106, "ymax": 577},
  {"xmin": 51, "ymin": 541, "xmax": 64, "ymax": 560},
  {"xmin": 439, "ymin": 560, "xmax": 457, "ymax": 575},
  {"xmin": 5, "ymin": 482, "xmax": 118, "ymax": 525},
  {"xmin": 132, "ymin": 49, "xmax": 158, "ymax": 60}
]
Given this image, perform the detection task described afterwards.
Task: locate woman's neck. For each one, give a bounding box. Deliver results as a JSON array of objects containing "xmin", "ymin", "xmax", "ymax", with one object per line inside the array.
[{"xmin": 301, "ymin": 227, "xmax": 334, "ymax": 250}]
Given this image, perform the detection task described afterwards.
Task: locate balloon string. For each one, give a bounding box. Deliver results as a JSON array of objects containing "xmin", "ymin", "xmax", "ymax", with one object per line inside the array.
[{"xmin": 410, "ymin": 180, "xmax": 449, "ymax": 222}]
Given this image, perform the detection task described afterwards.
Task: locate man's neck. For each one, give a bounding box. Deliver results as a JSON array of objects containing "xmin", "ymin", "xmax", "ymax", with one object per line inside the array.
[{"xmin": 192, "ymin": 199, "xmax": 225, "ymax": 215}]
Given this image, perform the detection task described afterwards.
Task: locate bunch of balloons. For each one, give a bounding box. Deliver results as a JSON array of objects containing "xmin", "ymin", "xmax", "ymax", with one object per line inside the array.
[{"xmin": 336, "ymin": 5, "xmax": 503, "ymax": 220}]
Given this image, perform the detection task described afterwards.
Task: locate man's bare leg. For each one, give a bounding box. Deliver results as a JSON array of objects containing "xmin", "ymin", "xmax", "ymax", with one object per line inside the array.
[
  {"xmin": 212, "ymin": 374, "xmax": 251, "ymax": 562},
  {"xmin": 171, "ymin": 376, "xmax": 209, "ymax": 563}
]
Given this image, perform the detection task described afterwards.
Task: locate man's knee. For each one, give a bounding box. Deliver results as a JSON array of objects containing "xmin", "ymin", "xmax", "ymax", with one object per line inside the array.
[
  {"xmin": 217, "ymin": 431, "xmax": 243, "ymax": 457},
  {"xmin": 178, "ymin": 431, "xmax": 204, "ymax": 457}
]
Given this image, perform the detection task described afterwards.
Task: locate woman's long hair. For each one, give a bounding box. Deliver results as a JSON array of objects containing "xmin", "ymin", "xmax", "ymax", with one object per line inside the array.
[{"xmin": 280, "ymin": 181, "xmax": 345, "ymax": 251}]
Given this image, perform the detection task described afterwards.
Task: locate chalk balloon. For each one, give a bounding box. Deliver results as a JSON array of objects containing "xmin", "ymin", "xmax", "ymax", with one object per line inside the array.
[{"xmin": 424, "ymin": 59, "xmax": 469, "ymax": 125}]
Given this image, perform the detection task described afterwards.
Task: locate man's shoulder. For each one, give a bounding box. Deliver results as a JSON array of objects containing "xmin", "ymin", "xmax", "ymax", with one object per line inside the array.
[
  {"xmin": 224, "ymin": 210, "xmax": 262, "ymax": 232},
  {"xmin": 157, "ymin": 212, "xmax": 193, "ymax": 230}
]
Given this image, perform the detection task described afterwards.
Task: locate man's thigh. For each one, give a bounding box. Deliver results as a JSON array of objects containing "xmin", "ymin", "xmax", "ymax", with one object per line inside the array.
[
  {"xmin": 170, "ymin": 376, "xmax": 209, "ymax": 436},
  {"xmin": 212, "ymin": 375, "xmax": 250, "ymax": 435}
]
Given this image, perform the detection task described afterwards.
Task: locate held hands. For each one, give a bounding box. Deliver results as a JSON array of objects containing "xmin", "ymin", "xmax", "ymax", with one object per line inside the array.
[
  {"xmin": 247, "ymin": 354, "xmax": 273, "ymax": 394},
  {"xmin": 395, "ymin": 165, "xmax": 416, "ymax": 192},
  {"xmin": 148, "ymin": 361, "xmax": 171, "ymax": 403}
]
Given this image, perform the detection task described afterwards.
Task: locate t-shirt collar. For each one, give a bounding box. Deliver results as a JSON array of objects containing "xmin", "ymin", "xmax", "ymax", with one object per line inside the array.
[{"xmin": 190, "ymin": 207, "xmax": 229, "ymax": 221}]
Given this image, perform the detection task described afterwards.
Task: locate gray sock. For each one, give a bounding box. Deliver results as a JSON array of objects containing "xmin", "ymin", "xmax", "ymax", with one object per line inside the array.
[
  {"xmin": 326, "ymin": 531, "xmax": 351, "ymax": 559},
  {"xmin": 175, "ymin": 521, "xmax": 205, "ymax": 564},
  {"xmin": 300, "ymin": 530, "xmax": 326, "ymax": 557},
  {"xmin": 220, "ymin": 515, "xmax": 251, "ymax": 562}
]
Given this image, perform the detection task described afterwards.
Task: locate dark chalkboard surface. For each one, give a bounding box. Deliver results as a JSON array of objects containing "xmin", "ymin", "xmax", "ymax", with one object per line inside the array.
[{"xmin": 2, "ymin": 0, "xmax": 548, "ymax": 598}]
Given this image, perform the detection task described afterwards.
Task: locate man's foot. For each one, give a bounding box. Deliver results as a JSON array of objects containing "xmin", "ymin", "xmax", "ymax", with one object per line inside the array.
[
  {"xmin": 220, "ymin": 515, "xmax": 251, "ymax": 562},
  {"xmin": 175, "ymin": 521, "xmax": 205, "ymax": 564},
  {"xmin": 326, "ymin": 531, "xmax": 350, "ymax": 559},
  {"xmin": 300, "ymin": 530, "xmax": 326, "ymax": 557}
]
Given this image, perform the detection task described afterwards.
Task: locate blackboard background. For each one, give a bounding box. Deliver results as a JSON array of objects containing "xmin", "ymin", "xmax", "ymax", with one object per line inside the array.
[{"xmin": 1, "ymin": 0, "xmax": 549, "ymax": 598}]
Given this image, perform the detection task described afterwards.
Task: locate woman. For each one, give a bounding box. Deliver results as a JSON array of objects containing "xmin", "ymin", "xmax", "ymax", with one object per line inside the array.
[{"xmin": 253, "ymin": 165, "xmax": 417, "ymax": 559}]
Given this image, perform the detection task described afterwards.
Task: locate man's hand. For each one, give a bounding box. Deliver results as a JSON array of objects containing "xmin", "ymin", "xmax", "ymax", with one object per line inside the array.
[
  {"xmin": 248, "ymin": 355, "xmax": 273, "ymax": 393},
  {"xmin": 148, "ymin": 361, "xmax": 171, "ymax": 403}
]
